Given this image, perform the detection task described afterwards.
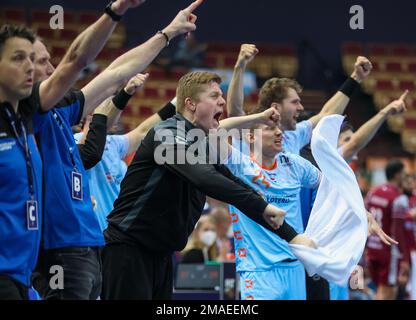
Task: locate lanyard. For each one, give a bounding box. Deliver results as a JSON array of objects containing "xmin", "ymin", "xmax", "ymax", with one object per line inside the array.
[
  {"xmin": 51, "ymin": 110, "xmax": 79, "ymax": 172},
  {"xmin": 4, "ymin": 107, "xmax": 35, "ymax": 200}
]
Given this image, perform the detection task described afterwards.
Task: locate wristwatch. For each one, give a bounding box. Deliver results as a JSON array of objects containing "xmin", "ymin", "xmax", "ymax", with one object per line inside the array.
[{"xmin": 104, "ymin": 1, "xmax": 122, "ymax": 22}]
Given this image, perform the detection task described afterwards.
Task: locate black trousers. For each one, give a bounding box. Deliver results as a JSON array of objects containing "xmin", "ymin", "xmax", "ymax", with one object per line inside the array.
[
  {"xmin": 305, "ymin": 272, "xmax": 330, "ymax": 300},
  {"xmin": 0, "ymin": 275, "xmax": 28, "ymax": 300},
  {"xmin": 101, "ymin": 243, "xmax": 172, "ymax": 300},
  {"xmin": 32, "ymin": 246, "xmax": 102, "ymax": 300}
]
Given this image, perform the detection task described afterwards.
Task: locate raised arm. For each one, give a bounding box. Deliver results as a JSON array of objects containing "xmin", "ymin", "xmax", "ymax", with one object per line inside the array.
[
  {"xmin": 226, "ymin": 44, "xmax": 259, "ymax": 117},
  {"xmin": 219, "ymin": 106, "xmax": 280, "ymax": 130},
  {"xmin": 125, "ymin": 99, "xmax": 176, "ymax": 155},
  {"xmin": 81, "ymin": 0, "xmax": 204, "ymax": 118},
  {"xmin": 308, "ymin": 56, "xmax": 373, "ymax": 128},
  {"xmin": 341, "ymin": 91, "xmax": 408, "ymax": 161},
  {"xmin": 39, "ymin": 0, "xmax": 145, "ymax": 111}
]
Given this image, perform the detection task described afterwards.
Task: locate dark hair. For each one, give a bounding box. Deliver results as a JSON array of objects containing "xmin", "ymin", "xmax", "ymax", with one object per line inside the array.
[
  {"xmin": 0, "ymin": 24, "xmax": 35, "ymax": 58},
  {"xmin": 340, "ymin": 120, "xmax": 354, "ymax": 133},
  {"xmin": 385, "ymin": 159, "xmax": 404, "ymax": 181}
]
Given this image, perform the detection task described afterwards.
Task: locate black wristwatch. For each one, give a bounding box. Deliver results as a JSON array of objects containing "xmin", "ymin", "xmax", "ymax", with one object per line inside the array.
[{"xmin": 104, "ymin": 1, "xmax": 122, "ymax": 22}]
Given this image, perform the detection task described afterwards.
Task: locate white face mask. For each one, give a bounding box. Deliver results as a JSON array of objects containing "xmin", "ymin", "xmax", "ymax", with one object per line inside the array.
[
  {"xmin": 226, "ymin": 225, "xmax": 234, "ymax": 239},
  {"xmin": 200, "ymin": 230, "xmax": 217, "ymax": 247}
]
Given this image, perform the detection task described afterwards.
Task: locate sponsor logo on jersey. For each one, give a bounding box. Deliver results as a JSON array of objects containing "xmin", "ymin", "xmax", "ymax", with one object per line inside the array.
[
  {"xmin": 279, "ymin": 154, "xmax": 292, "ymax": 166},
  {"xmin": 0, "ymin": 141, "xmax": 16, "ymax": 152}
]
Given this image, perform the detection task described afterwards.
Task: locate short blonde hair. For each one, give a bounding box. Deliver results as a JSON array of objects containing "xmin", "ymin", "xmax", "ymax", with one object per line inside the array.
[{"xmin": 176, "ymin": 71, "xmax": 222, "ymax": 112}]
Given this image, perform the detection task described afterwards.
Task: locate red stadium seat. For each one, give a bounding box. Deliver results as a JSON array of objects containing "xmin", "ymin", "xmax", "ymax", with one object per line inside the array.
[
  {"xmin": 63, "ymin": 11, "xmax": 77, "ymax": 25},
  {"xmin": 408, "ymin": 63, "xmax": 416, "ymax": 73},
  {"xmin": 276, "ymin": 46, "xmax": 296, "ymax": 56},
  {"xmin": 385, "ymin": 62, "xmax": 403, "ymax": 73},
  {"xmin": 204, "ymin": 55, "xmax": 218, "ymax": 68},
  {"xmin": 139, "ymin": 106, "xmax": 154, "ymax": 117},
  {"xmin": 376, "ymin": 80, "xmax": 395, "ymax": 91},
  {"xmin": 4, "ymin": 7, "xmax": 26, "ymax": 22},
  {"xmin": 371, "ymin": 61, "xmax": 382, "ymax": 72},
  {"xmin": 31, "ymin": 10, "xmax": 51, "ymax": 22},
  {"xmin": 144, "ymin": 88, "xmax": 159, "ymax": 98},
  {"xmin": 36, "ymin": 27, "xmax": 55, "ymax": 40},
  {"xmin": 224, "ymin": 56, "xmax": 236, "ymax": 67},
  {"xmin": 79, "ymin": 12, "xmax": 99, "ymax": 25},
  {"xmin": 165, "ymin": 88, "xmax": 177, "ymax": 100},
  {"xmin": 342, "ymin": 42, "xmax": 364, "ymax": 55},
  {"xmin": 248, "ymin": 92, "xmax": 259, "ymax": 103},
  {"xmin": 369, "ymin": 44, "xmax": 390, "ymax": 56},
  {"xmin": 399, "ymin": 80, "xmax": 416, "ymax": 91},
  {"xmin": 171, "ymin": 70, "xmax": 186, "ymax": 81},
  {"xmin": 404, "ymin": 117, "xmax": 416, "ymax": 129},
  {"xmin": 392, "ymin": 45, "xmax": 413, "ymax": 56},
  {"xmin": 148, "ymin": 69, "xmax": 166, "ymax": 81},
  {"xmin": 60, "ymin": 29, "xmax": 78, "ymax": 41}
]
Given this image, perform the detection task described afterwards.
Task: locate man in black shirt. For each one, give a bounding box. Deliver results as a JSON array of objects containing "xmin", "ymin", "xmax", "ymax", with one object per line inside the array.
[{"xmin": 102, "ymin": 71, "xmax": 315, "ymax": 299}]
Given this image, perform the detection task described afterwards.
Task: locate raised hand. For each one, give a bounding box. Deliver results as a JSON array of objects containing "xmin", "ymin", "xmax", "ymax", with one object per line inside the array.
[
  {"xmin": 124, "ymin": 73, "xmax": 149, "ymax": 95},
  {"xmin": 261, "ymin": 107, "xmax": 281, "ymax": 127},
  {"xmin": 263, "ymin": 204, "xmax": 285, "ymax": 230},
  {"xmin": 163, "ymin": 0, "xmax": 204, "ymax": 40},
  {"xmin": 351, "ymin": 56, "xmax": 373, "ymax": 83},
  {"xmin": 236, "ymin": 44, "xmax": 259, "ymax": 68},
  {"xmin": 367, "ymin": 211, "xmax": 398, "ymax": 246},
  {"xmin": 383, "ymin": 90, "xmax": 408, "ymax": 116},
  {"xmin": 111, "ymin": 0, "xmax": 147, "ymax": 15}
]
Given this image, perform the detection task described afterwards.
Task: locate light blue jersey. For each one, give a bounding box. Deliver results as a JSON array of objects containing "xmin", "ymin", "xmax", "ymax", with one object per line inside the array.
[
  {"xmin": 329, "ymin": 282, "xmax": 350, "ymax": 300},
  {"xmin": 226, "ymin": 149, "xmax": 320, "ymax": 272},
  {"xmin": 283, "ymin": 120, "xmax": 312, "ymax": 155},
  {"xmin": 74, "ymin": 133, "xmax": 129, "ymax": 231}
]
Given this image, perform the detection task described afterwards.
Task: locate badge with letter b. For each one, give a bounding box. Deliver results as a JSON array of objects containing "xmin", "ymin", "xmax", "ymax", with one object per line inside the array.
[
  {"xmin": 71, "ymin": 171, "xmax": 83, "ymax": 201},
  {"xmin": 27, "ymin": 200, "xmax": 39, "ymax": 230}
]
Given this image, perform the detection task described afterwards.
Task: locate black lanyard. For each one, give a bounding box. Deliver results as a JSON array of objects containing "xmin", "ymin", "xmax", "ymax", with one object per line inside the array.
[
  {"xmin": 4, "ymin": 107, "xmax": 35, "ymax": 200},
  {"xmin": 52, "ymin": 110, "xmax": 79, "ymax": 172}
]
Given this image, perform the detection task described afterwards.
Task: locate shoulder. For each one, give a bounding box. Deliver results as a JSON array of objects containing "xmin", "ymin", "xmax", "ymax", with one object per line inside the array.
[
  {"xmin": 19, "ymin": 82, "xmax": 41, "ymax": 119},
  {"xmin": 54, "ymin": 89, "xmax": 84, "ymax": 108}
]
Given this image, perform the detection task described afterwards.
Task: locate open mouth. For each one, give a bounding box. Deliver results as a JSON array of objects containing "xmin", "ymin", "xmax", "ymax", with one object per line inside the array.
[
  {"xmin": 274, "ymin": 137, "xmax": 283, "ymax": 146},
  {"xmin": 25, "ymin": 78, "xmax": 33, "ymax": 86},
  {"xmin": 213, "ymin": 111, "xmax": 222, "ymax": 124}
]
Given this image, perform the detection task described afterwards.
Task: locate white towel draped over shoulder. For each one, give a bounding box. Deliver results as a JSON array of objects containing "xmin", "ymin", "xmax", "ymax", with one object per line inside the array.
[{"xmin": 289, "ymin": 115, "xmax": 368, "ymax": 285}]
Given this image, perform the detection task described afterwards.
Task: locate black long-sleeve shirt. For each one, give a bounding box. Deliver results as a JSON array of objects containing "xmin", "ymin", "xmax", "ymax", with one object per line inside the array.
[
  {"xmin": 105, "ymin": 113, "xmax": 296, "ymax": 253},
  {"xmin": 76, "ymin": 114, "xmax": 107, "ymax": 170}
]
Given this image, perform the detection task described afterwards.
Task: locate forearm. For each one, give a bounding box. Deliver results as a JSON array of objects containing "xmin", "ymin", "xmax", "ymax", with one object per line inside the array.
[
  {"xmin": 77, "ymin": 113, "xmax": 107, "ymax": 169},
  {"xmin": 126, "ymin": 101, "xmax": 176, "ymax": 155},
  {"xmin": 82, "ymin": 35, "xmax": 166, "ymax": 115},
  {"xmin": 342, "ymin": 111, "xmax": 387, "ymax": 160},
  {"xmin": 108, "ymin": 34, "xmax": 166, "ymax": 74},
  {"xmin": 309, "ymin": 77, "xmax": 359, "ymax": 128},
  {"xmin": 126, "ymin": 113, "xmax": 161, "ymax": 155},
  {"xmin": 93, "ymin": 98, "xmax": 121, "ymax": 130},
  {"xmin": 68, "ymin": 15, "xmax": 117, "ymax": 71},
  {"xmin": 226, "ymin": 64, "xmax": 247, "ymax": 117},
  {"xmin": 219, "ymin": 113, "xmax": 261, "ymax": 130},
  {"xmin": 169, "ymin": 161, "xmax": 297, "ymax": 241}
]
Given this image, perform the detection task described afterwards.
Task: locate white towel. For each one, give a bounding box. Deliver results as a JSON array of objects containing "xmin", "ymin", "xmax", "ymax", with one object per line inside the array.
[{"xmin": 289, "ymin": 115, "xmax": 368, "ymax": 285}]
